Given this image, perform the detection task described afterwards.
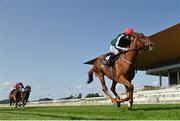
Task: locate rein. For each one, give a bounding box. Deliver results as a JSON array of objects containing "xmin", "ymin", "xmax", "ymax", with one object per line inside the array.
[
  {"xmin": 112, "ymin": 46, "xmax": 144, "ymax": 64},
  {"xmin": 110, "ymin": 42, "xmax": 145, "ymax": 74}
]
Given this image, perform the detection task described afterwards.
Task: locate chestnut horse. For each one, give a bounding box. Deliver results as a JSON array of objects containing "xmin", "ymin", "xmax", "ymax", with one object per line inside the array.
[
  {"xmin": 9, "ymin": 88, "xmax": 22, "ymax": 108},
  {"xmin": 85, "ymin": 32, "xmax": 155, "ymax": 110}
]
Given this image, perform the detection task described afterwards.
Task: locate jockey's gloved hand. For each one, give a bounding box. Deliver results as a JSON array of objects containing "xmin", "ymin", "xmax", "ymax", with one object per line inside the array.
[{"xmin": 122, "ymin": 48, "xmax": 129, "ymax": 52}]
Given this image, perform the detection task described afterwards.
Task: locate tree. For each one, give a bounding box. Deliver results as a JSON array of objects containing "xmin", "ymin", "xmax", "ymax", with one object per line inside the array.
[
  {"xmin": 77, "ymin": 93, "xmax": 82, "ymax": 99},
  {"xmin": 85, "ymin": 93, "xmax": 100, "ymax": 98},
  {"xmin": 39, "ymin": 98, "xmax": 53, "ymax": 101}
]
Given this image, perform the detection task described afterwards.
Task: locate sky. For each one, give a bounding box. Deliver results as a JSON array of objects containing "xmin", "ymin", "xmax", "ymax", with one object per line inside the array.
[{"xmin": 0, "ymin": 0, "xmax": 179, "ymax": 101}]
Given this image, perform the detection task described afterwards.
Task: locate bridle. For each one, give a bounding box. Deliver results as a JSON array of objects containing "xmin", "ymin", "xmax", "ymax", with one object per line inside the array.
[{"xmin": 126, "ymin": 33, "xmax": 154, "ymax": 52}]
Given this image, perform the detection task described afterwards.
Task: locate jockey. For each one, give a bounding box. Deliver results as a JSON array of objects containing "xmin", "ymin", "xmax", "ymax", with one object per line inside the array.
[
  {"xmin": 14, "ymin": 82, "xmax": 24, "ymax": 91},
  {"xmin": 103, "ymin": 27, "xmax": 135, "ymax": 65}
]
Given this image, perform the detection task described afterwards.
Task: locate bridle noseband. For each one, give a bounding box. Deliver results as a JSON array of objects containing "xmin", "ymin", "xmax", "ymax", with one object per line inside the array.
[{"xmin": 127, "ymin": 33, "xmax": 153, "ymax": 52}]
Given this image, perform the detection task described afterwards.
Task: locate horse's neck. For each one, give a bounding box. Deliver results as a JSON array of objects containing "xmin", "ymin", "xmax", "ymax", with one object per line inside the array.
[
  {"xmin": 25, "ymin": 87, "xmax": 30, "ymax": 92},
  {"xmin": 15, "ymin": 89, "xmax": 19, "ymax": 93},
  {"xmin": 24, "ymin": 92, "xmax": 30, "ymax": 99},
  {"xmin": 124, "ymin": 41, "xmax": 138, "ymax": 64}
]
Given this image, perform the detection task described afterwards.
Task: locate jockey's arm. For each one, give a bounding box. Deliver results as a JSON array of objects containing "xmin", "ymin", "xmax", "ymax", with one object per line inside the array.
[
  {"xmin": 115, "ymin": 34, "xmax": 129, "ymax": 52},
  {"xmin": 115, "ymin": 38, "xmax": 129, "ymax": 52},
  {"xmin": 115, "ymin": 46, "xmax": 128, "ymax": 52}
]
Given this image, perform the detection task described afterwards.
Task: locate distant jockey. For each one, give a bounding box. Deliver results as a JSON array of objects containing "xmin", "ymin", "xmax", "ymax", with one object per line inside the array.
[{"xmin": 14, "ymin": 82, "xmax": 24, "ymax": 91}]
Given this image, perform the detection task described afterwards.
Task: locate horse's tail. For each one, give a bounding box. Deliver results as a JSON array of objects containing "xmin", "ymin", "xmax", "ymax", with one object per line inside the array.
[{"xmin": 87, "ymin": 68, "xmax": 94, "ymax": 84}]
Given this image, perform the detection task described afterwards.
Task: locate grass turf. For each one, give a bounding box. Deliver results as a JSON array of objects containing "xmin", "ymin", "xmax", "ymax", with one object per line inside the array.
[{"xmin": 0, "ymin": 104, "xmax": 180, "ymax": 120}]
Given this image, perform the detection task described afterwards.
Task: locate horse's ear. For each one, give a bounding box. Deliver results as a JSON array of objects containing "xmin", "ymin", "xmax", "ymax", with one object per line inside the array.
[
  {"xmin": 134, "ymin": 37, "xmax": 138, "ymax": 42},
  {"xmin": 139, "ymin": 33, "xmax": 144, "ymax": 38}
]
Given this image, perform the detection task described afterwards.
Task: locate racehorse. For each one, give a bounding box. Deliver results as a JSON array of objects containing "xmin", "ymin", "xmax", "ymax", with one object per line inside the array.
[
  {"xmin": 21, "ymin": 85, "xmax": 31, "ymax": 107},
  {"xmin": 9, "ymin": 88, "xmax": 22, "ymax": 108},
  {"xmin": 84, "ymin": 32, "xmax": 155, "ymax": 110}
]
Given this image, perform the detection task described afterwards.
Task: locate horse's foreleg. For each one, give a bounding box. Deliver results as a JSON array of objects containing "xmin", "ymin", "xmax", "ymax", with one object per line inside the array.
[
  {"xmin": 9, "ymin": 99, "xmax": 11, "ymax": 106},
  {"xmin": 111, "ymin": 80, "xmax": 121, "ymax": 107},
  {"xmin": 116, "ymin": 76, "xmax": 134, "ymax": 109},
  {"xmin": 125, "ymin": 85, "xmax": 134, "ymax": 110},
  {"xmin": 15, "ymin": 95, "xmax": 19, "ymax": 108},
  {"xmin": 111, "ymin": 80, "xmax": 120, "ymax": 98},
  {"xmin": 15, "ymin": 99, "xmax": 18, "ymax": 108},
  {"xmin": 23, "ymin": 100, "xmax": 26, "ymax": 107},
  {"xmin": 22, "ymin": 99, "xmax": 26, "ymax": 107},
  {"xmin": 98, "ymin": 74, "xmax": 116, "ymax": 103},
  {"xmin": 129, "ymin": 86, "xmax": 134, "ymax": 110}
]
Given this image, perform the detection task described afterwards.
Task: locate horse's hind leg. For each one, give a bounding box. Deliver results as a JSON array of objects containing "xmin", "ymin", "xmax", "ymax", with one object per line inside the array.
[
  {"xmin": 97, "ymin": 74, "xmax": 116, "ymax": 103},
  {"xmin": 23, "ymin": 102, "xmax": 26, "ymax": 107},
  {"xmin": 111, "ymin": 80, "xmax": 121, "ymax": 107},
  {"xmin": 9, "ymin": 99, "xmax": 13, "ymax": 109},
  {"xmin": 15, "ymin": 96, "xmax": 19, "ymax": 108}
]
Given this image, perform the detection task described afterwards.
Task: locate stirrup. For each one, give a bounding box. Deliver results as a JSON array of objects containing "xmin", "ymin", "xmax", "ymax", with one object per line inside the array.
[{"xmin": 103, "ymin": 60, "xmax": 111, "ymax": 65}]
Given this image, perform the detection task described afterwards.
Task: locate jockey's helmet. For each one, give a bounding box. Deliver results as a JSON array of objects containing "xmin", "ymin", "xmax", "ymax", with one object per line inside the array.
[
  {"xmin": 15, "ymin": 83, "xmax": 20, "ymax": 89},
  {"xmin": 123, "ymin": 27, "xmax": 134, "ymax": 35}
]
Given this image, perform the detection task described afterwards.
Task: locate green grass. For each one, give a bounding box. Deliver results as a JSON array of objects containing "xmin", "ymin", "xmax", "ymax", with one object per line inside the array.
[{"xmin": 0, "ymin": 104, "xmax": 180, "ymax": 120}]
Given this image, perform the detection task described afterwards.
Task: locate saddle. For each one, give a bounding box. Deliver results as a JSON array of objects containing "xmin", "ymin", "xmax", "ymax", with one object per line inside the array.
[
  {"xmin": 84, "ymin": 52, "xmax": 121, "ymax": 65},
  {"xmin": 103, "ymin": 52, "xmax": 122, "ymax": 66}
]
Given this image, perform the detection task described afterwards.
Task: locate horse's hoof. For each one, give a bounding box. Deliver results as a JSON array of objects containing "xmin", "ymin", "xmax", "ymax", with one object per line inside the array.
[
  {"xmin": 127, "ymin": 103, "xmax": 132, "ymax": 110},
  {"xmin": 116, "ymin": 102, "xmax": 121, "ymax": 107},
  {"xmin": 116, "ymin": 98, "xmax": 121, "ymax": 102},
  {"xmin": 111, "ymin": 98, "xmax": 117, "ymax": 103},
  {"xmin": 128, "ymin": 107, "xmax": 132, "ymax": 111}
]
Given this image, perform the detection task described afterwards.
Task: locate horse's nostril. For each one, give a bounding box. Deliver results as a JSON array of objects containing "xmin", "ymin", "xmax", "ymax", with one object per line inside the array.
[
  {"xmin": 148, "ymin": 43, "xmax": 155, "ymax": 51},
  {"xmin": 149, "ymin": 43, "xmax": 155, "ymax": 48}
]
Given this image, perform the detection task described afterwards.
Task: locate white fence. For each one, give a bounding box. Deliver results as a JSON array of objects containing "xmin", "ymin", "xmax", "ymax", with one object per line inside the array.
[
  {"xmin": 27, "ymin": 85, "xmax": 180, "ymax": 106},
  {"xmin": 133, "ymin": 89, "xmax": 180, "ymax": 104},
  {"xmin": 28, "ymin": 97, "xmax": 111, "ymax": 107},
  {"xmin": 1, "ymin": 85, "xmax": 180, "ymax": 107}
]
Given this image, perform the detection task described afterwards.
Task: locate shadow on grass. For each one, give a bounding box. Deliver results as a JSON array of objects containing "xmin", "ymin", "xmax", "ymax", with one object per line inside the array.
[
  {"xmin": 132, "ymin": 105, "xmax": 180, "ymax": 111},
  {"xmin": 0, "ymin": 111, "xmax": 96, "ymax": 120}
]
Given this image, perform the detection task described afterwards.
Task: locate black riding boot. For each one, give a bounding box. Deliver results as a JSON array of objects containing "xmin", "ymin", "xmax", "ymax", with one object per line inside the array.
[{"xmin": 103, "ymin": 54, "xmax": 116, "ymax": 65}]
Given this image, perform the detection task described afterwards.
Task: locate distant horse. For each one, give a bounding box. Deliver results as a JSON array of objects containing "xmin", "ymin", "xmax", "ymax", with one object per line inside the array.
[
  {"xmin": 84, "ymin": 32, "xmax": 155, "ymax": 110},
  {"xmin": 21, "ymin": 85, "xmax": 31, "ymax": 107},
  {"xmin": 9, "ymin": 88, "xmax": 22, "ymax": 108}
]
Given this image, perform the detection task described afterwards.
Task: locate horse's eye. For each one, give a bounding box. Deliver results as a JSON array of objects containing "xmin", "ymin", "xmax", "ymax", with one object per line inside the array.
[
  {"xmin": 139, "ymin": 33, "xmax": 144, "ymax": 38},
  {"xmin": 130, "ymin": 36, "xmax": 134, "ymax": 41}
]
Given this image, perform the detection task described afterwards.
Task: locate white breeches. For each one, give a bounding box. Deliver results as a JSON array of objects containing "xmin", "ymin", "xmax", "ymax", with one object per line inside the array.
[{"xmin": 110, "ymin": 45, "xmax": 119, "ymax": 55}]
